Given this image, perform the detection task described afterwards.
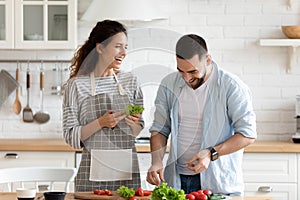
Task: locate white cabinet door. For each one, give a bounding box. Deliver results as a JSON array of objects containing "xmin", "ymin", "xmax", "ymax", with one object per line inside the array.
[
  {"xmin": 244, "ymin": 183, "xmax": 297, "ymax": 200},
  {"xmin": 0, "ymin": 151, "xmax": 75, "ymax": 192},
  {"xmin": 243, "ymin": 153, "xmax": 297, "ymax": 200},
  {"xmin": 1, "ymin": 0, "xmax": 77, "ymax": 49},
  {"xmin": 0, "ymin": 0, "xmax": 14, "ymax": 48}
]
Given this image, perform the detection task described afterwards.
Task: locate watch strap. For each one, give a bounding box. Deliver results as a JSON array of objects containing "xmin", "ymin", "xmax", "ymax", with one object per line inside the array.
[{"xmin": 207, "ymin": 146, "xmax": 218, "ymax": 161}]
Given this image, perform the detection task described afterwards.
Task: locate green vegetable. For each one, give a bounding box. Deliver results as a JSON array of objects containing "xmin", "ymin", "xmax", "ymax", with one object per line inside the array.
[
  {"xmin": 125, "ymin": 104, "xmax": 144, "ymax": 115},
  {"xmin": 209, "ymin": 194, "xmax": 226, "ymax": 200},
  {"xmin": 150, "ymin": 182, "xmax": 186, "ymax": 200},
  {"xmin": 117, "ymin": 186, "xmax": 135, "ymax": 198}
]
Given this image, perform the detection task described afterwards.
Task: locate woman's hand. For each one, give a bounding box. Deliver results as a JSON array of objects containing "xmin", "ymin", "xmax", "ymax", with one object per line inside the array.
[
  {"xmin": 125, "ymin": 113, "xmax": 142, "ymax": 137},
  {"xmin": 98, "ymin": 110, "xmax": 126, "ymax": 129}
]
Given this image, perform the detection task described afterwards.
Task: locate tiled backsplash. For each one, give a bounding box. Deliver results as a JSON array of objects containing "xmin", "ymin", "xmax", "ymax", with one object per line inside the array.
[{"xmin": 1, "ymin": 0, "xmax": 300, "ymax": 141}]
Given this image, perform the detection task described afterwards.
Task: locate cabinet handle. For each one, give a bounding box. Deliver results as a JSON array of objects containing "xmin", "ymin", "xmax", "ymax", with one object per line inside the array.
[
  {"xmin": 258, "ymin": 186, "xmax": 272, "ymax": 192},
  {"xmin": 4, "ymin": 153, "xmax": 19, "ymax": 159}
]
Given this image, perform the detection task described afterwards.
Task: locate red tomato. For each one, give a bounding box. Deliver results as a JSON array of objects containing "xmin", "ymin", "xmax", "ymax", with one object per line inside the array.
[
  {"xmin": 128, "ymin": 197, "xmax": 137, "ymax": 200},
  {"xmin": 135, "ymin": 187, "xmax": 144, "ymax": 196},
  {"xmin": 197, "ymin": 192, "xmax": 208, "ymax": 200},
  {"xmin": 98, "ymin": 190, "xmax": 106, "ymax": 195},
  {"xmin": 93, "ymin": 189, "xmax": 105, "ymax": 195},
  {"xmin": 191, "ymin": 192, "xmax": 201, "ymax": 200},
  {"xmin": 185, "ymin": 194, "xmax": 196, "ymax": 200},
  {"xmin": 197, "ymin": 190, "xmax": 204, "ymax": 194},
  {"xmin": 143, "ymin": 190, "xmax": 152, "ymax": 196},
  {"xmin": 203, "ymin": 189, "xmax": 212, "ymax": 196},
  {"xmin": 104, "ymin": 189, "xmax": 113, "ymax": 196},
  {"xmin": 93, "ymin": 189, "xmax": 99, "ymax": 194}
]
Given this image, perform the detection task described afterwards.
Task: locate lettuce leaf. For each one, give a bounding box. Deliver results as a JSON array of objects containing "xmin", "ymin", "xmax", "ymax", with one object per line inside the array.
[{"xmin": 125, "ymin": 104, "xmax": 144, "ymax": 115}]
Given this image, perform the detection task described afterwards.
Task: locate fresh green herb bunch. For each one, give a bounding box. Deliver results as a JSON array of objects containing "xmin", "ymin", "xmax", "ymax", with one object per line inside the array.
[
  {"xmin": 117, "ymin": 186, "xmax": 135, "ymax": 198},
  {"xmin": 151, "ymin": 182, "xmax": 186, "ymax": 200},
  {"xmin": 125, "ymin": 104, "xmax": 144, "ymax": 115}
]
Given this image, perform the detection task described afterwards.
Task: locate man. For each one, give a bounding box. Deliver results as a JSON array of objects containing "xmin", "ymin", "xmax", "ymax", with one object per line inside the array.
[{"xmin": 146, "ymin": 34, "xmax": 256, "ymax": 196}]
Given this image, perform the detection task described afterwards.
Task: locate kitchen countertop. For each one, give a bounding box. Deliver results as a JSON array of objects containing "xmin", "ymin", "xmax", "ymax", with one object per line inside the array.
[
  {"xmin": 0, "ymin": 139, "xmax": 78, "ymax": 152},
  {"xmin": 0, "ymin": 192, "xmax": 273, "ymax": 200},
  {"xmin": 0, "ymin": 139, "xmax": 299, "ymax": 153},
  {"xmin": 136, "ymin": 140, "xmax": 300, "ymax": 153}
]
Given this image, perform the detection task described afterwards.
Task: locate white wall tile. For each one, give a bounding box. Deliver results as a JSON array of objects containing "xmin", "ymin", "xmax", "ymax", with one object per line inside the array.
[{"xmin": 1, "ymin": 0, "xmax": 300, "ymax": 140}]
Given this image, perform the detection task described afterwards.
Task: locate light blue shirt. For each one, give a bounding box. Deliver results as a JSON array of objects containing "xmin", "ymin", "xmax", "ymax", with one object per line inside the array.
[{"xmin": 149, "ymin": 62, "xmax": 257, "ymax": 195}]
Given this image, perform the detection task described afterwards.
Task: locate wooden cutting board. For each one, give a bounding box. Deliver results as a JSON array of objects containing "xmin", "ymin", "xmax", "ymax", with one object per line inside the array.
[{"xmin": 74, "ymin": 192, "xmax": 150, "ymax": 200}]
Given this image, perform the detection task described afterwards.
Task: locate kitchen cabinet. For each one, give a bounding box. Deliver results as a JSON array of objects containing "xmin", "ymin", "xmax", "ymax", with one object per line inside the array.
[
  {"xmin": 0, "ymin": 0, "xmax": 13, "ymax": 48},
  {"xmin": 0, "ymin": 150, "xmax": 76, "ymax": 192},
  {"xmin": 243, "ymin": 152, "xmax": 297, "ymax": 200},
  {"xmin": 0, "ymin": 0, "xmax": 77, "ymax": 49}
]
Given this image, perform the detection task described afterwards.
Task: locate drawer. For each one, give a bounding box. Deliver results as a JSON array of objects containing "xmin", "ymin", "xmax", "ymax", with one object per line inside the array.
[
  {"xmin": 244, "ymin": 182, "xmax": 297, "ymax": 200},
  {"xmin": 243, "ymin": 153, "xmax": 297, "ymax": 183},
  {"xmin": 0, "ymin": 151, "xmax": 75, "ymax": 168}
]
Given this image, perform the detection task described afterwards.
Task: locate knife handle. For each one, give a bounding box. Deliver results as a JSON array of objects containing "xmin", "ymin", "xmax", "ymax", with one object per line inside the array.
[
  {"xmin": 40, "ymin": 71, "xmax": 44, "ymax": 90},
  {"xmin": 26, "ymin": 68, "xmax": 30, "ymax": 89}
]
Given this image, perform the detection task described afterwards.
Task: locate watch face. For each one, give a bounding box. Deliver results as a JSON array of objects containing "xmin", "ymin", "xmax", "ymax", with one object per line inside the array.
[
  {"xmin": 212, "ymin": 151, "xmax": 218, "ymax": 161},
  {"xmin": 210, "ymin": 147, "xmax": 218, "ymax": 161}
]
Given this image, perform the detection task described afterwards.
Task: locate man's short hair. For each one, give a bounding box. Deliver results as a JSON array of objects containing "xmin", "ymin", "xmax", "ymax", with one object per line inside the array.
[{"xmin": 176, "ymin": 34, "xmax": 208, "ymax": 60}]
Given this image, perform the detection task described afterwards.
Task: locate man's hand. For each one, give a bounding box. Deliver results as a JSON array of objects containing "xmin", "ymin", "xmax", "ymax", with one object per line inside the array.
[
  {"xmin": 146, "ymin": 163, "xmax": 165, "ymax": 186},
  {"xmin": 186, "ymin": 149, "xmax": 211, "ymax": 173}
]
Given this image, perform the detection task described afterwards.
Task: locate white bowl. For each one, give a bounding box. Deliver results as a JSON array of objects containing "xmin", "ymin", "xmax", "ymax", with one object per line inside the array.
[
  {"xmin": 16, "ymin": 188, "xmax": 36, "ymax": 199},
  {"xmin": 24, "ymin": 34, "xmax": 43, "ymax": 41}
]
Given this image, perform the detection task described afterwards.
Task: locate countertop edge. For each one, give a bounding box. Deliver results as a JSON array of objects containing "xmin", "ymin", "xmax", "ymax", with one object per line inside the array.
[{"xmin": 0, "ymin": 139, "xmax": 300, "ymax": 153}]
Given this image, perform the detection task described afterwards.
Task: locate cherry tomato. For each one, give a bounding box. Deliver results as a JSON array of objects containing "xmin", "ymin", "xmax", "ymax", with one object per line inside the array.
[
  {"xmin": 197, "ymin": 192, "xmax": 208, "ymax": 200},
  {"xmin": 203, "ymin": 189, "xmax": 212, "ymax": 196},
  {"xmin": 197, "ymin": 190, "xmax": 204, "ymax": 194},
  {"xmin": 93, "ymin": 189, "xmax": 105, "ymax": 195},
  {"xmin": 135, "ymin": 187, "xmax": 144, "ymax": 196},
  {"xmin": 128, "ymin": 197, "xmax": 137, "ymax": 200},
  {"xmin": 98, "ymin": 190, "xmax": 106, "ymax": 195},
  {"xmin": 143, "ymin": 190, "xmax": 152, "ymax": 196},
  {"xmin": 185, "ymin": 193, "xmax": 196, "ymax": 200},
  {"xmin": 104, "ymin": 189, "xmax": 113, "ymax": 196},
  {"xmin": 93, "ymin": 189, "xmax": 99, "ymax": 194},
  {"xmin": 191, "ymin": 192, "xmax": 201, "ymax": 200}
]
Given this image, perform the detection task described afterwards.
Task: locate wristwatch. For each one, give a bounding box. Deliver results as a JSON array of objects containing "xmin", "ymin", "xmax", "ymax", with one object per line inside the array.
[{"xmin": 207, "ymin": 146, "xmax": 218, "ymax": 161}]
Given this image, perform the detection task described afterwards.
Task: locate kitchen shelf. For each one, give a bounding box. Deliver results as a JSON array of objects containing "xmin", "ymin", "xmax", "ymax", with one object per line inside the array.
[{"xmin": 259, "ymin": 39, "xmax": 300, "ymax": 73}]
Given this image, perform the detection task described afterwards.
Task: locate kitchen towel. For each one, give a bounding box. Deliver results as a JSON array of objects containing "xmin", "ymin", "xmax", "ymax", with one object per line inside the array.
[
  {"xmin": 89, "ymin": 149, "xmax": 132, "ymax": 181},
  {"xmin": 0, "ymin": 69, "xmax": 19, "ymax": 109}
]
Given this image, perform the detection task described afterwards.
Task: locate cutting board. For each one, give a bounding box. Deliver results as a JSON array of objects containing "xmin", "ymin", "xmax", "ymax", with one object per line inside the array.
[{"xmin": 74, "ymin": 192, "xmax": 150, "ymax": 200}]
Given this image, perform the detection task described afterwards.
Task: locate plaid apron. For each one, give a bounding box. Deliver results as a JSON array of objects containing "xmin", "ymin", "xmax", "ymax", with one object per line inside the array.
[{"xmin": 75, "ymin": 73, "xmax": 141, "ymax": 191}]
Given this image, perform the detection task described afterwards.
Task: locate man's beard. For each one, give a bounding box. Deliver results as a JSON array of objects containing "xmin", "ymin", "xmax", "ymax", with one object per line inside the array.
[{"xmin": 192, "ymin": 71, "xmax": 206, "ymax": 89}]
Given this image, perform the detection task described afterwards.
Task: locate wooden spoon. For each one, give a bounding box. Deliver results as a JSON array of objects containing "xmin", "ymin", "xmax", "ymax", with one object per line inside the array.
[{"xmin": 13, "ymin": 65, "xmax": 22, "ymax": 115}]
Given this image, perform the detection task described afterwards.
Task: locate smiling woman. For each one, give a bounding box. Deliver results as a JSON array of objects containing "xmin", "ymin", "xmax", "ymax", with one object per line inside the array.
[{"xmin": 62, "ymin": 20, "xmax": 145, "ymax": 192}]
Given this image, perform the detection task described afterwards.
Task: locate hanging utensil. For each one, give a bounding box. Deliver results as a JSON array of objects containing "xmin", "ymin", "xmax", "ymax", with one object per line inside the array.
[
  {"xmin": 111, "ymin": 69, "xmax": 125, "ymax": 96},
  {"xmin": 22, "ymin": 62, "xmax": 33, "ymax": 122},
  {"xmin": 13, "ymin": 63, "xmax": 22, "ymax": 115},
  {"xmin": 0, "ymin": 70, "xmax": 19, "ymax": 109},
  {"xmin": 34, "ymin": 62, "xmax": 50, "ymax": 123}
]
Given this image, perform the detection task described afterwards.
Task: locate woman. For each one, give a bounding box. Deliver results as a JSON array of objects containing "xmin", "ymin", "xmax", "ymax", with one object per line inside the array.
[{"xmin": 63, "ymin": 20, "xmax": 144, "ymax": 192}]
